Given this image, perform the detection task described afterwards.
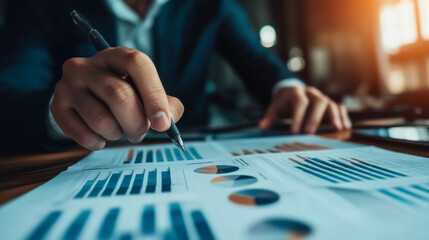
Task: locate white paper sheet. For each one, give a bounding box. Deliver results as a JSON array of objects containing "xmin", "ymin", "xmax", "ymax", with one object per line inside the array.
[
  {"xmin": 69, "ymin": 135, "xmax": 361, "ymax": 170},
  {"xmin": 1, "ymin": 135, "xmax": 429, "ymax": 240}
]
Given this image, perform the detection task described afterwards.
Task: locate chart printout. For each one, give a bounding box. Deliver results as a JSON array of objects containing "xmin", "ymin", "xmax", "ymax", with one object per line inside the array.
[
  {"xmin": 1, "ymin": 135, "xmax": 429, "ymax": 240},
  {"xmin": 69, "ymin": 135, "xmax": 361, "ymax": 170}
]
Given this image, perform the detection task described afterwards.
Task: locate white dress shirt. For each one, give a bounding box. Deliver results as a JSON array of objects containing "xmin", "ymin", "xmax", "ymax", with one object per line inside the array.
[{"xmin": 105, "ymin": 0, "xmax": 170, "ymax": 58}]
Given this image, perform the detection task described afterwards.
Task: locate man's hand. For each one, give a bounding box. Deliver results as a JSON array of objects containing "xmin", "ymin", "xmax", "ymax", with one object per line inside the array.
[
  {"xmin": 50, "ymin": 47, "xmax": 184, "ymax": 150},
  {"xmin": 259, "ymin": 86, "xmax": 351, "ymax": 134}
]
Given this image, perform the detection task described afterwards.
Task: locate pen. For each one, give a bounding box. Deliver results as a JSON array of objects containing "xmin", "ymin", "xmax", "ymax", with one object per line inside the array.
[{"xmin": 70, "ymin": 10, "xmax": 185, "ymax": 151}]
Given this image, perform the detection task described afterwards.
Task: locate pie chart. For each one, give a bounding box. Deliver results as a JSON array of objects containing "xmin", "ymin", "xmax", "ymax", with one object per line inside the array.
[
  {"xmin": 211, "ymin": 175, "xmax": 257, "ymax": 187},
  {"xmin": 194, "ymin": 165, "xmax": 239, "ymax": 174},
  {"xmin": 248, "ymin": 218, "xmax": 311, "ymax": 240},
  {"xmin": 228, "ymin": 189, "xmax": 279, "ymax": 206}
]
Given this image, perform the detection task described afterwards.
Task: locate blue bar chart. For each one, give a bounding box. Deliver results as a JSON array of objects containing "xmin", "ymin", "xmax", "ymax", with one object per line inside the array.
[
  {"xmin": 141, "ymin": 206, "xmax": 155, "ymax": 234},
  {"xmin": 378, "ymin": 183, "xmax": 429, "ymax": 206},
  {"xmin": 101, "ymin": 173, "xmax": 121, "ymax": 197},
  {"xmin": 26, "ymin": 203, "xmax": 213, "ymax": 240},
  {"xmin": 27, "ymin": 211, "xmax": 61, "ymax": 240},
  {"xmin": 98, "ymin": 208, "xmax": 119, "ymax": 239},
  {"xmin": 122, "ymin": 146, "xmax": 203, "ymax": 164},
  {"xmin": 63, "ymin": 210, "xmax": 90, "ymax": 240},
  {"xmin": 170, "ymin": 203, "xmax": 189, "ymax": 240},
  {"xmin": 145, "ymin": 170, "xmax": 157, "ymax": 193},
  {"xmin": 130, "ymin": 172, "xmax": 145, "ymax": 195},
  {"xmin": 191, "ymin": 210, "xmax": 215, "ymax": 240},
  {"xmin": 287, "ymin": 155, "xmax": 408, "ymax": 184},
  {"xmin": 74, "ymin": 168, "xmax": 176, "ymax": 199}
]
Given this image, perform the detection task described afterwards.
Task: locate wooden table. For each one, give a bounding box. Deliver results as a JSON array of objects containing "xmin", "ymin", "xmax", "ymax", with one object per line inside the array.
[{"xmin": 1, "ymin": 130, "xmax": 428, "ymax": 205}]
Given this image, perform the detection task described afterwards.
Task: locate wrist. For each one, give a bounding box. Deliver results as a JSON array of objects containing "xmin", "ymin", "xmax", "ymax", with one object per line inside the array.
[
  {"xmin": 47, "ymin": 94, "xmax": 69, "ymax": 140},
  {"xmin": 272, "ymin": 78, "xmax": 305, "ymax": 97}
]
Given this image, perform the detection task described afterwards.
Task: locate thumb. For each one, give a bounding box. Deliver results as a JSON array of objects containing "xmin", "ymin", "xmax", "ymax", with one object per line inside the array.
[{"xmin": 259, "ymin": 102, "xmax": 278, "ymax": 130}]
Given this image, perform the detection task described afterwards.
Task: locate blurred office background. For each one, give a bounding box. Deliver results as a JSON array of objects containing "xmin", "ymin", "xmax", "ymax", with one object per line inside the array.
[
  {"xmin": 209, "ymin": 0, "xmax": 429, "ymax": 126},
  {"xmin": 1, "ymin": 0, "xmax": 428, "ymax": 127}
]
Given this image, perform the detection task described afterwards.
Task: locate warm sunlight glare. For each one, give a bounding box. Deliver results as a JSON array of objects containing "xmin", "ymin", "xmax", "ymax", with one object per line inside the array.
[
  {"xmin": 380, "ymin": 0, "xmax": 418, "ymax": 53},
  {"xmin": 387, "ymin": 69, "xmax": 406, "ymax": 94},
  {"xmin": 419, "ymin": 0, "xmax": 429, "ymax": 39}
]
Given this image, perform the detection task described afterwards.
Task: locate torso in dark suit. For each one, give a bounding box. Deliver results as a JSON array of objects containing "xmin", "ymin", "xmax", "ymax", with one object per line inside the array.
[{"xmin": 0, "ymin": 0, "xmax": 294, "ymax": 147}]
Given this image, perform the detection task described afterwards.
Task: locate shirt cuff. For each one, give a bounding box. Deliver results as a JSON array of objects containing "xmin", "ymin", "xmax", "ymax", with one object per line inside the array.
[
  {"xmin": 272, "ymin": 78, "xmax": 306, "ymax": 97},
  {"xmin": 47, "ymin": 94, "xmax": 69, "ymax": 140}
]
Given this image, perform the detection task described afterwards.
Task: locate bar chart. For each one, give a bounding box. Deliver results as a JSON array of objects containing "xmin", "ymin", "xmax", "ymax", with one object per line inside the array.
[
  {"xmin": 377, "ymin": 183, "xmax": 429, "ymax": 207},
  {"xmin": 330, "ymin": 183, "xmax": 429, "ymax": 214},
  {"xmin": 230, "ymin": 142, "xmax": 331, "ymax": 156},
  {"xmin": 286, "ymin": 155, "xmax": 408, "ymax": 184},
  {"xmin": 26, "ymin": 203, "xmax": 214, "ymax": 240},
  {"xmin": 123, "ymin": 146, "xmax": 203, "ymax": 164},
  {"xmin": 74, "ymin": 168, "xmax": 181, "ymax": 199}
]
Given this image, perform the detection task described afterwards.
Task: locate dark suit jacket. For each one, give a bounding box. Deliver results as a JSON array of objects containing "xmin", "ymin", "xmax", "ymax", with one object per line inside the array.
[{"xmin": 0, "ymin": 0, "xmax": 295, "ymax": 148}]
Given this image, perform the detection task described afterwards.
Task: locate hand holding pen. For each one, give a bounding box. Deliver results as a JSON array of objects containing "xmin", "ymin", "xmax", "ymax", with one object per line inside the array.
[{"xmin": 50, "ymin": 10, "xmax": 185, "ymax": 151}]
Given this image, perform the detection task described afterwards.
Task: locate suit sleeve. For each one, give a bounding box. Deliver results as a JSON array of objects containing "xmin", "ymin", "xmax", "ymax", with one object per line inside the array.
[
  {"xmin": 0, "ymin": 0, "xmax": 79, "ymax": 149},
  {"xmin": 215, "ymin": 0, "xmax": 296, "ymax": 105},
  {"xmin": 0, "ymin": 34, "xmax": 59, "ymax": 148}
]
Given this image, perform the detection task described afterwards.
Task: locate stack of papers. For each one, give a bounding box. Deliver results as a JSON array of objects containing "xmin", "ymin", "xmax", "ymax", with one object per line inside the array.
[{"xmin": 1, "ymin": 135, "xmax": 429, "ymax": 239}]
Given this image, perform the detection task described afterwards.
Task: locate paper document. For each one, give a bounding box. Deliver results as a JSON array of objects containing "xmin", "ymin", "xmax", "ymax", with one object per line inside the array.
[
  {"xmin": 1, "ymin": 135, "xmax": 429, "ymax": 240},
  {"xmin": 69, "ymin": 135, "xmax": 360, "ymax": 170}
]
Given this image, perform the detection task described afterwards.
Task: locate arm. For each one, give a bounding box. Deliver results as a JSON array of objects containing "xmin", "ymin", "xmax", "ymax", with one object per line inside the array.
[
  {"xmin": 215, "ymin": 0, "xmax": 351, "ymax": 133},
  {"xmin": 0, "ymin": 36, "xmax": 57, "ymax": 148},
  {"xmin": 0, "ymin": 0, "xmax": 77, "ymax": 148},
  {"xmin": 215, "ymin": 0, "xmax": 297, "ymax": 105},
  {"xmin": 1, "ymin": 5, "xmax": 184, "ymax": 151}
]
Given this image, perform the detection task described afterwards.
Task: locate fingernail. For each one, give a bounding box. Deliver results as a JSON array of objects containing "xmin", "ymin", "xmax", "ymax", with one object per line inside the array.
[
  {"xmin": 345, "ymin": 120, "xmax": 352, "ymax": 129},
  {"xmin": 335, "ymin": 119, "xmax": 343, "ymax": 129},
  {"xmin": 88, "ymin": 141, "xmax": 105, "ymax": 151},
  {"xmin": 152, "ymin": 111, "xmax": 169, "ymax": 130},
  {"xmin": 128, "ymin": 133, "xmax": 146, "ymax": 144},
  {"xmin": 259, "ymin": 120, "xmax": 268, "ymax": 129}
]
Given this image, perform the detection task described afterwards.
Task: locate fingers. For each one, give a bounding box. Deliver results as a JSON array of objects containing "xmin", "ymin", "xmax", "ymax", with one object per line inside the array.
[
  {"xmin": 261, "ymin": 86, "xmax": 352, "ymax": 135},
  {"xmin": 260, "ymin": 88, "xmax": 294, "ymax": 130},
  {"xmin": 85, "ymin": 69, "xmax": 150, "ymax": 143},
  {"xmin": 291, "ymin": 89, "xmax": 309, "ymax": 134},
  {"xmin": 339, "ymin": 104, "xmax": 352, "ymax": 129},
  {"xmin": 93, "ymin": 47, "xmax": 171, "ymax": 132},
  {"xmin": 327, "ymin": 101, "xmax": 344, "ymax": 131},
  {"xmin": 303, "ymin": 87, "xmax": 352, "ymax": 133},
  {"xmin": 50, "ymin": 99, "xmax": 105, "ymax": 151},
  {"xmin": 56, "ymin": 49, "xmax": 185, "ymax": 150},
  {"xmin": 259, "ymin": 87, "xmax": 310, "ymax": 133},
  {"xmin": 72, "ymin": 90, "xmax": 123, "ymax": 141},
  {"xmin": 259, "ymin": 103, "xmax": 278, "ymax": 130}
]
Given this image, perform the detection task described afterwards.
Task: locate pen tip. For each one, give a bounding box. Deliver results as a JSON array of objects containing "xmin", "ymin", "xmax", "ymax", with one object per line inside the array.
[{"xmin": 172, "ymin": 135, "xmax": 185, "ymax": 152}]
